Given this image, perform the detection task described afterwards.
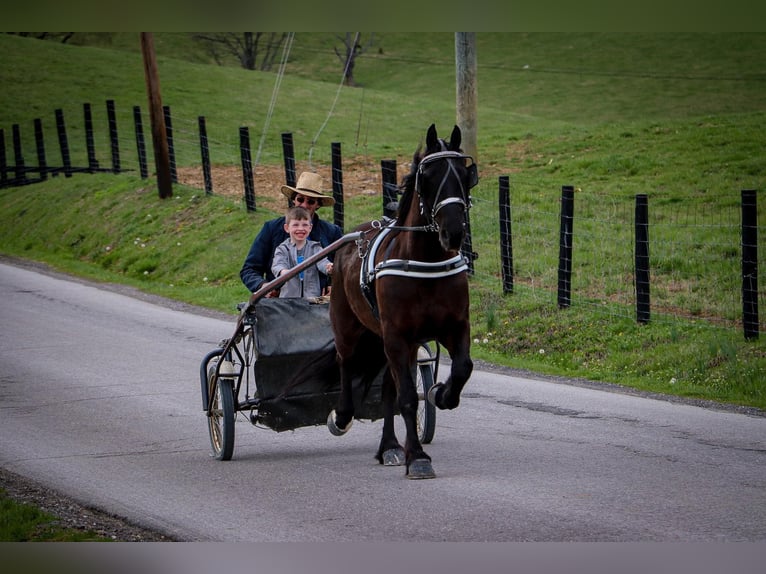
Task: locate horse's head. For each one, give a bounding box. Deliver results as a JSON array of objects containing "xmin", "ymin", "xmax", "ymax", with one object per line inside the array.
[{"xmin": 412, "ymin": 124, "xmax": 478, "ymax": 252}]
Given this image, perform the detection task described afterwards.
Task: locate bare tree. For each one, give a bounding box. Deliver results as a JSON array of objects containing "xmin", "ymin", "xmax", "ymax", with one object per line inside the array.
[
  {"xmin": 6, "ymin": 32, "xmax": 75, "ymax": 43},
  {"xmin": 334, "ymin": 33, "xmax": 375, "ymax": 86},
  {"xmin": 192, "ymin": 33, "xmax": 287, "ymax": 71}
]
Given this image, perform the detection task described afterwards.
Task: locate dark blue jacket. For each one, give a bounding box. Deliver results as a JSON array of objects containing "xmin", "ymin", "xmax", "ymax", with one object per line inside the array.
[{"xmin": 240, "ymin": 214, "xmax": 343, "ymax": 293}]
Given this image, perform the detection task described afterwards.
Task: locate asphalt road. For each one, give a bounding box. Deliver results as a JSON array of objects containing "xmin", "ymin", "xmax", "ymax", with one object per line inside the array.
[{"xmin": 1, "ymin": 260, "xmax": 765, "ymax": 542}]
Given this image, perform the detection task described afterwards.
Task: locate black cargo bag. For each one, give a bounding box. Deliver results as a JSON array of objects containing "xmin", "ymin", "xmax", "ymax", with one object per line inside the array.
[{"xmin": 251, "ymin": 298, "xmax": 385, "ymax": 431}]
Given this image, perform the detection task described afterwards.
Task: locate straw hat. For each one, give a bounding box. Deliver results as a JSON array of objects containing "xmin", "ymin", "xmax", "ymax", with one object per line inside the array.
[{"xmin": 280, "ymin": 172, "xmax": 335, "ymax": 207}]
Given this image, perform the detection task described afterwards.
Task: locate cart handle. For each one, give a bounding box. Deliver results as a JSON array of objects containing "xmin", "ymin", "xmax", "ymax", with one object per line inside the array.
[{"xmin": 247, "ymin": 229, "xmax": 365, "ymax": 311}]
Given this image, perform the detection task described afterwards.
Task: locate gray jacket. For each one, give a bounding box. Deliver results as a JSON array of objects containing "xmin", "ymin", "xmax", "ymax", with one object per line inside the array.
[{"xmin": 271, "ymin": 238, "xmax": 331, "ymax": 298}]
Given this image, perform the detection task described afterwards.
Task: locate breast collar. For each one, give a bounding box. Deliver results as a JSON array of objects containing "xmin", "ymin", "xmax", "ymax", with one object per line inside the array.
[{"xmin": 358, "ymin": 219, "xmax": 468, "ymax": 318}]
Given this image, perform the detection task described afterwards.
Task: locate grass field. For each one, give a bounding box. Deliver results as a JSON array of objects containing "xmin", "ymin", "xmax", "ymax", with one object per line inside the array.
[{"xmin": 1, "ymin": 32, "xmax": 765, "ymax": 410}]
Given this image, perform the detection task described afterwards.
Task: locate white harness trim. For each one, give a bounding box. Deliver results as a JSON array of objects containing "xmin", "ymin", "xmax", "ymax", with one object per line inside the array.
[
  {"xmin": 375, "ymin": 254, "xmax": 468, "ymax": 279},
  {"xmin": 361, "ymin": 221, "xmax": 468, "ymax": 287}
]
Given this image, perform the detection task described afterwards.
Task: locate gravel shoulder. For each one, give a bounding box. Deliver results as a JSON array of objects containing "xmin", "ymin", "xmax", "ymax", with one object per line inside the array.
[{"xmin": 0, "ymin": 467, "xmax": 176, "ymax": 541}]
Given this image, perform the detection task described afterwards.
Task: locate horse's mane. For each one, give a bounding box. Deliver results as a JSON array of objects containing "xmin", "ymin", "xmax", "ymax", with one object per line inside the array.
[{"xmin": 396, "ymin": 146, "xmax": 425, "ymax": 225}]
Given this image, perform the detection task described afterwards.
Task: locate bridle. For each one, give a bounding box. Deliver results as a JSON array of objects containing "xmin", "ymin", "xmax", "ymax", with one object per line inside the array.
[{"xmin": 412, "ymin": 150, "xmax": 477, "ymax": 232}]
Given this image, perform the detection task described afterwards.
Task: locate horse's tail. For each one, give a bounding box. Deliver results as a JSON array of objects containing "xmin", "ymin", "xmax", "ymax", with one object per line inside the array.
[{"xmin": 345, "ymin": 330, "xmax": 388, "ymax": 404}]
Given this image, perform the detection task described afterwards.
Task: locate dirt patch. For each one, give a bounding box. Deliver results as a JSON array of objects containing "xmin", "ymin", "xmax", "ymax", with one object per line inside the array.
[{"xmin": 176, "ymin": 157, "xmax": 412, "ymax": 214}]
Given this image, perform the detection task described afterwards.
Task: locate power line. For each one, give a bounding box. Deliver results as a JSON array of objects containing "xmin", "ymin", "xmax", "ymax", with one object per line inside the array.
[
  {"xmin": 307, "ymin": 32, "xmax": 360, "ymax": 169},
  {"xmin": 254, "ymin": 32, "xmax": 294, "ymax": 168}
]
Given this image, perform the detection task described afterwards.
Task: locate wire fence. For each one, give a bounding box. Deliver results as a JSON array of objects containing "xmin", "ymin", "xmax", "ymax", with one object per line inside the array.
[
  {"xmin": 467, "ymin": 178, "xmax": 764, "ymax": 337},
  {"xmin": 2, "ymin": 102, "xmax": 764, "ymax": 338}
]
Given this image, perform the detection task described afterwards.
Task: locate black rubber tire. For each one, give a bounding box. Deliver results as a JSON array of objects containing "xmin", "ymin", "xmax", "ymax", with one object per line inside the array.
[
  {"xmin": 207, "ymin": 364, "xmax": 236, "ymax": 461},
  {"xmin": 416, "ymin": 346, "xmax": 436, "ymax": 444}
]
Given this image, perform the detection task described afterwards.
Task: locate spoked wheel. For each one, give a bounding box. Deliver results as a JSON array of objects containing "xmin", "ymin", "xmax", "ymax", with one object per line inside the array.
[
  {"xmin": 207, "ymin": 363, "xmax": 235, "ymax": 461},
  {"xmin": 416, "ymin": 344, "xmax": 436, "ymax": 444}
]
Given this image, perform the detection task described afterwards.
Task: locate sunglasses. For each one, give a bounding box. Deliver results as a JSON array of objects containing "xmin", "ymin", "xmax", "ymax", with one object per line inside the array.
[{"xmin": 293, "ymin": 195, "xmax": 318, "ymax": 206}]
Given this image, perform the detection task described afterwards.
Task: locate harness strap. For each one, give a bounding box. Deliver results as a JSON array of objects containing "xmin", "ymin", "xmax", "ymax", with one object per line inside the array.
[
  {"xmin": 358, "ymin": 220, "xmax": 469, "ymax": 318},
  {"xmin": 374, "ymin": 254, "xmax": 468, "ymax": 279},
  {"xmin": 359, "ymin": 223, "xmax": 394, "ymax": 319}
]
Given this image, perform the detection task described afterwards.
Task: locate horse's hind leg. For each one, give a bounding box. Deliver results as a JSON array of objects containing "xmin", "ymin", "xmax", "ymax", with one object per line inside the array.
[
  {"xmin": 375, "ymin": 367, "xmax": 405, "ymax": 466},
  {"xmin": 328, "ymin": 329, "xmax": 382, "ymax": 436},
  {"xmin": 327, "ymin": 361, "xmax": 355, "ymax": 436},
  {"xmin": 327, "ymin": 335, "xmax": 358, "ymax": 436}
]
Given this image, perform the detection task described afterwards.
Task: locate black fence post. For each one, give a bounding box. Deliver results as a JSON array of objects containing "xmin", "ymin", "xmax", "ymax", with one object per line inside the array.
[
  {"xmin": 499, "ymin": 176, "xmax": 513, "ymax": 294},
  {"xmin": 741, "ymin": 189, "xmax": 759, "ymax": 340},
  {"xmin": 33, "ymin": 118, "xmax": 47, "ymax": 182},
  {"xmin": 635, "ymin": 194, "xmax": 651, "ymax": 324},
  {"xmin": 54, "ymin": 109, "xmax": 72, "ymax": 178},
  {"xmin": 133, "ymin": 106, "xmax": 148, "ymax": 179},
  {"xmin": 331, "ymin": 141, "xmax": 344, "ymax": 231},
  {"xmin": 12, "ymin": 124, "xmax": 27, "ymax": 185},
  {"xmin": 557, "ymin": 185, "xmax": 575, "ymax": 308},
  {"xmin": 381, "ymin": 159, "xmax": 397, "ymax": 218},
  {"xmin": 281, "ymin": 132, "xmax": 296, "ymax": 194},
  {"xmin": 163, "ymin": 105, "xmax": 177, "ymax": 183},
  {"xmin": 198, "ymin": 116, "xmax": 213, "ymax": 195},
  {"xmin": 106, "ymin": 100, "xmax": 120, "ymax": 173},
  {"xmin": 240, "ymin": 126, "xmax": 256, "ymax": 212},
  {"xmin": 83, "ymin": 103, "xmax": 99, "ymax": 172},
  {"xmin": 0, "ymin": 129, "xmax": 7, "ymax": 188}
]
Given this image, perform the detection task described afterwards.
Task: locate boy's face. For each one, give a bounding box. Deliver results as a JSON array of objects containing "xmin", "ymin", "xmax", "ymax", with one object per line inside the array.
[{"xmin": 285, "ymin": 217, "xmax": 312, "ymax": 241}]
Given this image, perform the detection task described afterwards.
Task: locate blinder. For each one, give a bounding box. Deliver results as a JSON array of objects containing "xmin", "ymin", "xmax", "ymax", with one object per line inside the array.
[{"xmin": 466, "ymin": 161, "xmax": 479, "ymax": 190}]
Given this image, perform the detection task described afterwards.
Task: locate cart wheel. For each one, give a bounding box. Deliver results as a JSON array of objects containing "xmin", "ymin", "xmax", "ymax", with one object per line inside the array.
[
  {"xmin": 207, "ymin": 365, "xmax": 235, "ymax": 461},
  {"xmin": 416, "ymin": 345, "xmax": 436, "ymax": 444}
]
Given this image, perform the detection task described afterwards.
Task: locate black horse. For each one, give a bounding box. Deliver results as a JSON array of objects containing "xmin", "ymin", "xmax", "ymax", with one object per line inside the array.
[{"xmin": 327, "ymin": 124, "xmax": 477, "ymax": 478}]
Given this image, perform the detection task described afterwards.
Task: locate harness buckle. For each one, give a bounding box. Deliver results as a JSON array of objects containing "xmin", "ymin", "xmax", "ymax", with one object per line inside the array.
[{"xmin": 356, "ymin": 234, "xmax": 370, "ymax": 260}]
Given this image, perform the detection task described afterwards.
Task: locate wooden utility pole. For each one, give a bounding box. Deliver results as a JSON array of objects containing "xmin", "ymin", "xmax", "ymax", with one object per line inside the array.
[
  {"xmin": 140, "ymin": 32, "xmax": 173, "ymax": 199},
  {"xmin": 455, "ymin": 32, "xmax": 478, "ymax": 162}
]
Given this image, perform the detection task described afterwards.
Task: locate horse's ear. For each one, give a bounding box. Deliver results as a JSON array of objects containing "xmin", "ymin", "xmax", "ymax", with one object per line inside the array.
[
  {"xmin": 426, "ymin": 124, "xmax": 438, "ymax": 150},
  {"xmin": 450, "ymin": 125, "xmax": 462, "ymax": 151}
]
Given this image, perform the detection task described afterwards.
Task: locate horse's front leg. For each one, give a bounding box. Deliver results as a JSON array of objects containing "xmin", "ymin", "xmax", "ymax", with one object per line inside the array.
[
  {"xmin": 428, "ymin": 324, "xmax": 473, "ymax": 411},
  {"xmin": 375, "ymin": 367, "xmax": 405, "ymax": 466},
  {"xmin": 387, "ymin": 345, "xmax": 435, "ymax": 479}
]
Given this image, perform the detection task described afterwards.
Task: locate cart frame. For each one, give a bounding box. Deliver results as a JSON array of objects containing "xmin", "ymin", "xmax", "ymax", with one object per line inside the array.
[{"xmin": 199, "ymin": 231, "xmax": 438, "ymax": 461}]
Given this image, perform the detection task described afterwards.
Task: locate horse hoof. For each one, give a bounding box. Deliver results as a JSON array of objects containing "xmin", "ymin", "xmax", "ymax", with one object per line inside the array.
[
  {"xmin": 327, "ymin": 410, "xmax": 352, "ymax": 436},
  {"xmin": 427, "ymin": 382, "xmax": 444, "ymax": 408},
  {"xmin": 407, "ymin": 459, "xmax": 436, "ymax": 479},
  {"xmin": 382, "ymin": 448, "xmax": 405, "ymax": 466}
]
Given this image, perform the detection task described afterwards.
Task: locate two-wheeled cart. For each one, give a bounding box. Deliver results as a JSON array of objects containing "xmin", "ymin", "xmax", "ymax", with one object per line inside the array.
[{"xmin": 198, "ymin": 232, "xmax": 437, "ymax": 460}]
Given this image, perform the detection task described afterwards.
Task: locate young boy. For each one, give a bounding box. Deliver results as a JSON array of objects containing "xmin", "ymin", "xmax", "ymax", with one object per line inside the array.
[{"xmin": 271, "ymin": 206, "xmax": 333, "ymax": 299}]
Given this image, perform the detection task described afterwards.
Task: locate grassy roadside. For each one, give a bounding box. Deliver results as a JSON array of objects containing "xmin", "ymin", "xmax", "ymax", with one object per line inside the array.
[
  {"xmin": 0, "ymin": 488, "xmax": 111, "ymax": 542},
  {"xmin": 0, "ymin": 465, "xmax": 171, "ymax": 541}
]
